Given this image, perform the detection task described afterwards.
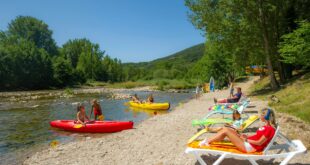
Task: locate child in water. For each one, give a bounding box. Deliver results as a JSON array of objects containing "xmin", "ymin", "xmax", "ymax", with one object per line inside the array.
[
  {"xmin": 76, "ymin": 103, "xmax": 90, "ymax": 125},
  {"xmin": 90, "ymin": 99, "xmax": 104, "ymax": 121},
  {"xmin": 200, "ymin": 110, "xmax": 243, "ymax": 146}
]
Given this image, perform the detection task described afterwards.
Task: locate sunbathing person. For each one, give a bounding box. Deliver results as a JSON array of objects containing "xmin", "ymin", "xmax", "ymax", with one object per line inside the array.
[
  {"xmin": 214, "ymin": 87, "xmax": 242, "ymax": 103},
  {"xmin": 200, "ymin": 108, "xmax": 276, "ymax": 153},
  {"xmin": 207, "ymin": 109, "xmax": 243, "ymax": 132}
]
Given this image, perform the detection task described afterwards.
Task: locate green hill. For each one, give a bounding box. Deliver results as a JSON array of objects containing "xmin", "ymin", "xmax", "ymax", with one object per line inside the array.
[{"xmin": 123, "ymin": 43, "xmax": 205, "ymax": 80}]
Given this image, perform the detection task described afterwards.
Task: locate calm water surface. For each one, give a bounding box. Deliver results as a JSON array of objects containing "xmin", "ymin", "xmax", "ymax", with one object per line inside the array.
[{"xmin": 0, "ymin": 91, "xmax": 193, "ymax": 165}]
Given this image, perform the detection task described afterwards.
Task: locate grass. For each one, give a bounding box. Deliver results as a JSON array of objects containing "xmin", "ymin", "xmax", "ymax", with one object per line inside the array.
[
  {"xmin": 85, "ymin": 80, "xmax": 107, "ymax": 87},
  {"xmin": 249, "ymin": 72, "xmax": 310, "ymax": 123}
]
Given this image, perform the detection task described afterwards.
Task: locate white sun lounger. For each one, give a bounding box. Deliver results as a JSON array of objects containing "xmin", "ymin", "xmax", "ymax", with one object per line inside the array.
[{"xmin": 185, "ymin": 126, "xmax": 307, "ymax": 165}]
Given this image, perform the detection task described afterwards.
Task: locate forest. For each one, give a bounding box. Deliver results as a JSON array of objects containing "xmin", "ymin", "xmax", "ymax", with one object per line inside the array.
[
  {"xmin": 0, "ymin": 16, "xmax": 123, "ymax": 90},
  {"xmin": 185, "ymin": 0, "xmax": 310, "ymax": 89}
]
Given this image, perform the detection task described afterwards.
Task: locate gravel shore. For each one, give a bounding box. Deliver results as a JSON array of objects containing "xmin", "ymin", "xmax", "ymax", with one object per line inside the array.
[{"xmin": 24, "ymin": 78, "xmax": 310, "ymax": 165}]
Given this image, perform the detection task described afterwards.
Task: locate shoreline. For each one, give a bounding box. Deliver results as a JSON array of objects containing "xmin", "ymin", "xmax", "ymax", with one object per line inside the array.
[
  {"xmin": 0, "ymin": 85, "xmax": 193, "ymax": 103},
  {"xmin": 23, "ymin": 78, "xmax": 310, "ymax": 164}
]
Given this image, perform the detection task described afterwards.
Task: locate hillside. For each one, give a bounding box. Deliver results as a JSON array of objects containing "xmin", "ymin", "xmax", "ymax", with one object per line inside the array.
[
  {"xmin": 123, "ymin": 43, "xmax": 205, "ymax": 80},
  {"xmin": 249, "ymin": 72, "xmax": 310, "ymax": 123}
]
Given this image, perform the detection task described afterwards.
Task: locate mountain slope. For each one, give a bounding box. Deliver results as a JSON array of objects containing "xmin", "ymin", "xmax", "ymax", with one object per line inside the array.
[{"xmin": 123, "ymin": 43, "xmax": 205, "ymax": 80}]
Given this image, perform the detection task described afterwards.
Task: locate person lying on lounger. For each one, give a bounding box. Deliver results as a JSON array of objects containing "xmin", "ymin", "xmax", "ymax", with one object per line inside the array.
[
  {"xmin": 214, "ymin": 87, "xmax": 242, "ymax": 103},
  {"xmin": 199, "ymin": 108, "xmax": 276, "ymax": 153},
  {"xmin": 207, "ymin": 109, "xmax": 243, "ymax": 132}
]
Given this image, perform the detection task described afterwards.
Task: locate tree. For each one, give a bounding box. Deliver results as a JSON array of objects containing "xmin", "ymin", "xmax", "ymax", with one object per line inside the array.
[
  {"xmin": 62, "ymin": 39, "xmax": 107, "ymax": 81},
  {"xmin": 0, "ymin": 37, "xmax": 53, "ymax": 89},
  {"xmin": 279, "ymin": 21, "xmax": 310, "ymax": 68},
  {"xmin": 7, "ymin": 16, "xmax": 58, "ymax": 56},
  {"xmin": 52, "ymin": 57, "xmax": 74, "ymax": 87},
  {"xmin": 185, "ymin": 0, "xmax": 310, "ymax": 89}
]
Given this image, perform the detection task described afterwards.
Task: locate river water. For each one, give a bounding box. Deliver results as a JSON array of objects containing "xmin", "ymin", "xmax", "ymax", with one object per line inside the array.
[{"xmin": 0, "ymin": 91, "xmax": 193, "ymax": 165}]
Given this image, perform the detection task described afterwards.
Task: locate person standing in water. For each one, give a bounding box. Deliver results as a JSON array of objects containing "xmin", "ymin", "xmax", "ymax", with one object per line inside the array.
[{"xmin": 90, "ymin": 99, "xmax": 104, "ymax": 121}]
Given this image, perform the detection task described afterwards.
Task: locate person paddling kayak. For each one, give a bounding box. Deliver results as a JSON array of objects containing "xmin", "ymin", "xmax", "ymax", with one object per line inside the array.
[{"xmin": 90, "ymin": 99, "xmax": 104, "ymax": 121}]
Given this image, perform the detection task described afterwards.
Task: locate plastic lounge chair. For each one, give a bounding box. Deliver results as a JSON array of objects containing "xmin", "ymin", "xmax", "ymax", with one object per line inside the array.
[
  {"xmin": 185, "ymin": 126, "xmax": 307, "ymax": 165},
  {"xmin": 188, "ymin": 115, "xmax": 259, "ymax": 144},
  {"xmin": 203, "ymin": 103, "xmax": 249, "ymax": 121},
  {"xmin": 194, "ymin": 104, "xmax": 250, "ymax": 130}
]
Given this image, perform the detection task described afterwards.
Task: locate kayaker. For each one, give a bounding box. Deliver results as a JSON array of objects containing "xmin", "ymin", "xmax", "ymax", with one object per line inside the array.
[
  {"xmin": 76, "ymin": 103, "xmax": 90, "ymax": 125},
  {"xmin": 199, "ymin": 108, "xmax": 276, "ymax": 153},
  {"xmin": 90, "ymin": 99, "xmax": 104, "ymax": 121},
  {"xmin": 131, "ymin": 94, "xmax": 141, "ymax": 104},
  {"xmin": 207, "ymin": 109, "xmax": 243, "ymax": 132},
  {"xmin": 145, "ymin": 94, "xmax": 154, "ymax": 104},
  {"xmin": 214, "ymin": 87, "xmax": 242, "ymax": 103}
]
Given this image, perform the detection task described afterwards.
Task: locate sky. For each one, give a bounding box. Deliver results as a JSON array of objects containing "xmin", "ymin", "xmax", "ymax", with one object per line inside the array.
[{"xmin": 0, "ymin": 0, "xmax": 205, "ymax": 62}]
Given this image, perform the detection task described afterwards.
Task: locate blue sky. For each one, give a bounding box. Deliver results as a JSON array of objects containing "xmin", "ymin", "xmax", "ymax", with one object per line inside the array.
[{"xmin": 0, "ymin": 0, "xmax": 205, "ymax": 62}]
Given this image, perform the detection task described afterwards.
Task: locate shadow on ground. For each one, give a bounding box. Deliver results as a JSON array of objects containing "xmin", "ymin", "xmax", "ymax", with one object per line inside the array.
[{"xmin": 195, "ymin": 155, "xmax": 309, "ymax": 165}]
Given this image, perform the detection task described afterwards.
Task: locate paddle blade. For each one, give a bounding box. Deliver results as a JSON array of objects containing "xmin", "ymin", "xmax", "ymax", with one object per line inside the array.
[{"xmin": 73, "ymin": 124, "xmax": 83, "ymax": 128}]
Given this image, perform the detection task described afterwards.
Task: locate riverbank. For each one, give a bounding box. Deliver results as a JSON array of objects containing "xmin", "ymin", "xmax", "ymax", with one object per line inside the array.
[
  {"xmin": 24, "ymin": 77, "xmax": 310, "ymax": 165},
  {"xmin": 0, "ymin": 79, "xmax": 196, "ymax": 103},
  {"xmin": 0, "ymin": 86, "xmax": 157, "ymax": 102}
]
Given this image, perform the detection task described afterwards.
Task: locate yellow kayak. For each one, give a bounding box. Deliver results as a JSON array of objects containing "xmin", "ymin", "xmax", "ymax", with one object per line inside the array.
[
  {"xmin": 128, "ymin": 101, "xmax": 170, "ymax": 110},
  {"xmin": 129, "ymin": 106, "xmax": 168, "ymax": 116}
]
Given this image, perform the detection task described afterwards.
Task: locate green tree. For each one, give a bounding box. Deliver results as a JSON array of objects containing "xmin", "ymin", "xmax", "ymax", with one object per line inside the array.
[
  {"xmin": 52, "ymin": 57, "xmax": 74, "ymax": 87},
  {"xmin": 185, "ymin": 0, "xmax": 310, "ymax": 89},
  {"xmin": 7, "ymin": 16, "xmax": 58, "ymax": 56},
  {"xmin": 0, "ymin": 37, "xmax": 53, "ymax": 89},
  {"xmin": 279, "ymin": 21, "xmax": 310, "ymax": 68},
  {"xmin": 61, "ymin": 39, "xmax": 107, "ymax": 81}
]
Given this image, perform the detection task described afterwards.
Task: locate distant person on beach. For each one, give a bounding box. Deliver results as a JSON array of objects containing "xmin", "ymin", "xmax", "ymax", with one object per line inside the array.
[
  {"xmin": 195, "ymin": 84, "xmax": 201, "ymax": 99},
  {"xmin": 199, "ymin": 108, "xmax": 276, "ymax": 153},
  {"xmin": 131, "ymin": 94, "xmax": 141, "ymax": 104},
  {"xmin": 90, "ymin": 99, "xmax": 104, "ymax": 121},
  {"xmin": 214, "ymin": 87, "xmax": 242, "ymax": 103},
  {"xmin": 76, "ymin": 103, "xmax": 90, "ymax": 125},
  {"xmin": 145, "ymin": 94, "xmax": 154, "ymax": 104},
  {"xmin": 207, "ymin": 110, "xmax": 243, "ymax": 132}
]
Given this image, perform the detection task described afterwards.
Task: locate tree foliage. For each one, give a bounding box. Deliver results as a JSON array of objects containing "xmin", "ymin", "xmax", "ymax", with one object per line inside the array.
[
  {"xmin": 279, "ymin": 21, "xmax": 310, "ymax": 68},
  {"xmin": 185, "ymin": 0, "xmax": 310, "ymax": 88},
  {"xmin": 122, "ymin": 43, "xmax": 205, "ymax": 81},
  {"xmin": 0, "ymin": 16, "xmax": 124, "ymax": 90}
]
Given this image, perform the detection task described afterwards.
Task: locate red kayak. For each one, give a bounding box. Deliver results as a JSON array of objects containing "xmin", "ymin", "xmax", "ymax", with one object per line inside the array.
[{"xmin": 50, "ymin": 120, "xmax": 134, "ymax": 133}]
